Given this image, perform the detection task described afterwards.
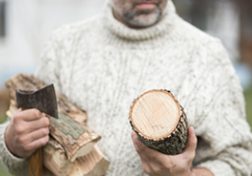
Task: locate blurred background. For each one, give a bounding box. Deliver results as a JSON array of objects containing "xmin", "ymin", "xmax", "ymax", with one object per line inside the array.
[{"xmin": 0, "ymin": 0, "xmax": 251, "ymax": 175}]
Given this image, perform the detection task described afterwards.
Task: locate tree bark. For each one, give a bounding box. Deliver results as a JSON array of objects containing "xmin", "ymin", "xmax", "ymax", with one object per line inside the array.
[{"xmin": 129, "ymin": 89, "xmax": 188, "ymax": 155}]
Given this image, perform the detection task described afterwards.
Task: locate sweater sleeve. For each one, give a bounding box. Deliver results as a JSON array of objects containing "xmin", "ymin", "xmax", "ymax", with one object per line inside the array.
[
  {"xmin": 0, "ymin": 122, "xmax": 28, "ymax": 176},
  {"xmin": 196, "ymin": 41, "xmax": 252, "ymax": 176}
]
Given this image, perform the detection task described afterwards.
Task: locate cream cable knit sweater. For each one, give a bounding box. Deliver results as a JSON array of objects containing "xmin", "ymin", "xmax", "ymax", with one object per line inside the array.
[{"xmin": 1, "ymin": 1, "xmax": 252, "ymax": 176}]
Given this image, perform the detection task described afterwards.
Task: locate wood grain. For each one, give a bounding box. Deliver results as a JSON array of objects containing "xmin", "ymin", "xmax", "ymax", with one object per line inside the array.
[{"xmin": 129, "ymin": 90, "xmax": 188, "ymax": 155}]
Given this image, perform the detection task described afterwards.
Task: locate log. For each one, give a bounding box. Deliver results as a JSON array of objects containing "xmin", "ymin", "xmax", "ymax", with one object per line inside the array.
[
  {"xmin": 6, "ymin": 74, "xmax": 100, "ymax": 161},
  {"xmin": 70, "ymin": 146, "xmax": 109, "ymax": 176},
  {"xmin": 5, "ymin": 74, "xmax": 109, "ymax": 176},
  {"xmin": 44, "ymin": 142, "xmax": 109, "ymax": 176},
  {"xmin": 129, "ymin": 89, "xmax": 188, "ymax": 155},
  {"xmin": 49, "ymin": 115, "xmax": 100, "ymax": 161}
]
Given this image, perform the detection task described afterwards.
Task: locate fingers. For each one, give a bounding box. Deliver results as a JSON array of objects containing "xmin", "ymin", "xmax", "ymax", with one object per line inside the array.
[
  {"xmin": 132, "ymin": 132, "xmax": 150, "ymax": 161},
  {"xmin": 21, "ymin": 135, "xmax": 49, "ymax": 157},
  {"xmin": 132, "ymin": 127, "xmax": 197, "ymax": 157},
  {"xmin": 18, "ymin": 127, "xmax": 49, "ymax": 158},
  {"xmin": 132, "ymin": 132, "xmax": 178, "ymax": 176},
  {"xmin": 27, "ymin": 135, "xmax": 49, "ymax": 152},
  {"xmin": 184, "ymin": 127, "xmax": 197, "ymax": 156},
  {"xmin": 131, "ymin": 132, "xmax": 162, "ymax": 161},
  {"xmin": 131, "ymin": 128, "xmax": 197, "ymax": 176},
  {"xmin": 131, "ymin": 132, "xmax": 149, "ymax": 155},
  {"xmin": 20, "ymin": 127, "xmax": 50, "ymax": 144},
  {"xmin": 131, "ymin": 131, "xmax": 142, "ymax": 152},
  {"xmin": 24, "ymin": 115, "xmax": 50, "ymax": 133},
  {"xmin": 5, "ymin": 108, "xmax": 50, "ymax": 158},
  {"xmin": 13, "ymin": 112, "xmax": 49, "ymax": 134},
  {"xmin": 131, "ymin": 132, "xmax": 157, "ymax": 174},
  {"xmin": 14, "ymin": 109, "xmax": 43, "ymax": 121}
]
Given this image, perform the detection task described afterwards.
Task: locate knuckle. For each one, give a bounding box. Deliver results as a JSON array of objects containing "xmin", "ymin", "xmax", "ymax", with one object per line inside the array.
[
  {"xmin": 143, "ymin": 167, "xmax": 151, "ymax": 174},
  {"xmin": 192, "ymin": 139, "xmax": 197, "ymax": 147},
  {"xmin": 13, "ymin": 114, "xmax": 21, "ymax": 123},
  {"xmin": 152, "ymin": 168, "xmax": 160, "ymax": 174},
  {"xmin": 18, "ymin": 136, "xmax": 26, "ymax": 146},
  {"xmin": 45, "ymin": 135, "xmax": 49, "ymax": 142},
  {"xmin": 194, "ymin": 137, "xmax": 198, "ymax": 145},
  {"xmin": 154, "ymin": 166, "xmax": 165, "ymax": 174},
  {"xmin": 191, "ymin": 151, "xmax": 196, "ymax": 159},
  {"xmin": 138, "ymin": 141, "xmax": 146, "ymax": 153},
  {"xmin": 185, "ymin": 151, "xmax": 196, "ymax": 161},
  {"xmin": 164, "ymin": 162, "xmax": 175, "ymax": 171},
  {"xmin": 15, "ymin": 125, "xmax": 24, "ymax": 134},
  {"xmin": 42, "ymin": 128, "xmax": 49, "ymax": 136},
  {"xmin": 14, "ymin": 136, "xmax": 21, "ymax": 144},
  {"xmin": 41, "ymin": 136, "xmax": 49, "ymax": 146},
  {"xmin": 135, "ymin": 141, "xmax": 145, "ymax": 152},
  {"xmin": 42, "ymin": 117, "xmax": 50, "ymax": 127},
  {"xmin": 32, "ymin": 109, "xmax": 41, "ymax": 117},
  {"xmin": 144, "ymin": 170, "xmax": 151, "ymax": 175},
  {"xmin": 142, "ymin": 163, "xmax": 151, "ymax": 174},
  {"xmin": 42, "ymin": 136, "xmax": 49, "ymax": 145},
  {"xmin": 134, "ymin": 145, "xmax": 141, "ymax": 153}
]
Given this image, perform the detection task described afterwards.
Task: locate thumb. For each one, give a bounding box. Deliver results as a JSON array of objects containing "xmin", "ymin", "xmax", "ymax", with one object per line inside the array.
[{"xmin": 185, "ymin": 127, "xmax": 197, "ymax": 154}]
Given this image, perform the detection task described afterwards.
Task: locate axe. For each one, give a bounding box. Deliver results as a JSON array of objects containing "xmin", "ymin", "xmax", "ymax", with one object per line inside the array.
[{"xmin": 16, "ymin": 84, "xmax": 58, "ymax": 176}]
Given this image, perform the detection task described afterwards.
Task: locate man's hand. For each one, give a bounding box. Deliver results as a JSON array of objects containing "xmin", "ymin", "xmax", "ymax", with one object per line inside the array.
[
  {"xmin": 132, "ymin": 127, "xmax": 213, "ymax": 176},
  {"xmin": 4, "ymin": 109, "xmax": 50, "ymax": 158}
]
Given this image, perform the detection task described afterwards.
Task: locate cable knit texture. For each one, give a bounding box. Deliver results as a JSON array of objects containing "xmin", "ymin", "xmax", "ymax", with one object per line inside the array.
[{"xmin": 1, "ymin": 1, "xmax": 252, "ymax": 176}]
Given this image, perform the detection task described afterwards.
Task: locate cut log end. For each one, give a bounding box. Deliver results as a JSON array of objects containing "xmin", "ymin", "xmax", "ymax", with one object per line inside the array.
[{"xmin": 129, "ymin": 89, "xmax": 188, "ymax": 155}]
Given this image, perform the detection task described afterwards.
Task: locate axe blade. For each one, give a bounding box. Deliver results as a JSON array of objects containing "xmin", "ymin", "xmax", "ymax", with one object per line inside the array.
[{"xmin": 16, "ymin": 84, "xmax": 58, "ymax": 119}]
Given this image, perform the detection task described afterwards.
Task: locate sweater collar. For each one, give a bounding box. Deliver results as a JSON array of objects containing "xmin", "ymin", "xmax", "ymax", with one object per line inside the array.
[{"xmin": 103, "ymin": 1, "xmax": 177, "ymax": 41}]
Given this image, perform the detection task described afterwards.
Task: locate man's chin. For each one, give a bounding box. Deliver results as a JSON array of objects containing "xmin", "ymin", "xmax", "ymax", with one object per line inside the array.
[{"xmin": 127, "ymin": 13, "xmax": 160, "ymax": 28}]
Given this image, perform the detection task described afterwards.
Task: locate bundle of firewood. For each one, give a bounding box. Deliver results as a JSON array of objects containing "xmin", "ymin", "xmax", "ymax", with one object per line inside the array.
[{"xmin": 5, "ymin": 74, "xmax": 109, "ymax": 176}]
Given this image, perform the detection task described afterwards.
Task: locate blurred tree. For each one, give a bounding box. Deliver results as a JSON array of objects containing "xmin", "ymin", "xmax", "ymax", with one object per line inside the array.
[
  {"xmin": 174, "ymin": 0, "xmax": 252, "ymax": 125},
  {"xmin": 237, "ymin": 0, "xmax": 252, "ymax": 68},
  {"xmin": 175, "ymin": 0, "xmax": 240, "ymax": 63},
  {"xmin": 0, "ymin": 0, "xmax": 6, "ymax": 38}
]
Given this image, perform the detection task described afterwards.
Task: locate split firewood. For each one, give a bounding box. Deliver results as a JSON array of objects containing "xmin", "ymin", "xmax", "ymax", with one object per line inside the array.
[
  {"xmin": 129, "ymin": 89, "xmax": 188, "ymax": 155},
  {"xmin": 69, "ymin": 146, "xmax": 109, "ymax": 176},
  {"xmin": 6, "ymin": 74, "xmax": 100, "ymax": 161},
  {"xmin": 44, "ymin": 141, "xmax": 109, "ymax": 176},
  {"xmin": 5, "ymin": 74, "xmax": 109, "ymax": 176}
]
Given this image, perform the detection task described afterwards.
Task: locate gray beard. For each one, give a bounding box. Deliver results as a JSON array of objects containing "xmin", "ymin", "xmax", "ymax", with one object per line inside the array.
[{"xmin": 123, "ymin": 8, "xmax": 162, "ymax": 28}]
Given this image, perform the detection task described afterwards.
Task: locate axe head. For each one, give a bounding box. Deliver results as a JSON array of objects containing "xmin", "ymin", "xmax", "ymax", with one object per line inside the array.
[{"xmin": 16, "ymin": 84, "xmax": 58, "ymax": 119}]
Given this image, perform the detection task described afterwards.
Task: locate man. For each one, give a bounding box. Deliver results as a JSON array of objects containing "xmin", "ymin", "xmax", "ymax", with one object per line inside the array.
[{"xmin": 1, "ymin": 0, "xmax": 252, "ymax": 175}]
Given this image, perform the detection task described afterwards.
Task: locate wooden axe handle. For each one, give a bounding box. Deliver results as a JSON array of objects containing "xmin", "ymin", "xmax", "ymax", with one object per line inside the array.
[{"xmin": 28, "ymin": 148, "xmax": 43, "ymax": 176}]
